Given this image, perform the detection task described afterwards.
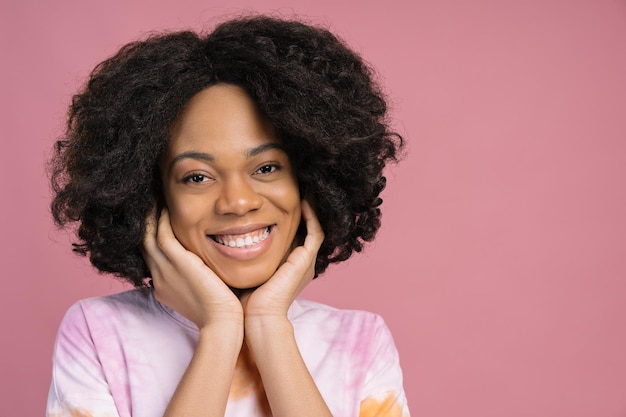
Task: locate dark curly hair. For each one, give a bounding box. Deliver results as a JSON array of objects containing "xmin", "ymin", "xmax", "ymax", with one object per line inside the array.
[{"xmin": 50, "ymin": 15, "xmax": 403, "ymax": 287}]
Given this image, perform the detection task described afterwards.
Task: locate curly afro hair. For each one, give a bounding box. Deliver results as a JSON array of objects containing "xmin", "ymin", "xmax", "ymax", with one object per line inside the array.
[{"xmin": 50, "ymin": 15, "xmax": 403, "ymax": 287}]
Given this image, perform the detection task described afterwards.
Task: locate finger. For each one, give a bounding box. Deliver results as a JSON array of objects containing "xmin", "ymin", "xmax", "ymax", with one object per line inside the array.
[
  {"xmin": 141, "ymin": 206, "xmax": 168, "ymax": 287},
  {"xmin": 271, "ymin": 201, "xmax": 322, "ymax": 281},
  {"xmin": 300, "ymin": 200, "xmax": 324, "ymax": 251},
  {"xmin": 155, "ymin": 208, "xmax": 183, "ymax": 260},
  {"xmin": 155, "ymin": 208, "xmax": 207, "ymax": 271},
  {"xmin": 156, "ymin": 207, "xmax": 172, "ymax": 238},
  {"xmin": 142, "ymin": 204, "xmax": 158, "ymax": 247},
  {"xmin": 142, "ymin": 204, "xmax": 166, "ymax": 265}
]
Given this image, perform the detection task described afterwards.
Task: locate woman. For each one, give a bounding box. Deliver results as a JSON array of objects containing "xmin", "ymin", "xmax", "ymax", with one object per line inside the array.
[{"xmin": 48, "ymin": 15, "xmax": 409, "ymax": 417}]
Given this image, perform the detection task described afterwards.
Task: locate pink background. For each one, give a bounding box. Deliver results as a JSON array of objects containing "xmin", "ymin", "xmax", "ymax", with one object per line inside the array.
[{"xmin": 2, "ymin": 0, "xmax": 626, "ymax": 415}]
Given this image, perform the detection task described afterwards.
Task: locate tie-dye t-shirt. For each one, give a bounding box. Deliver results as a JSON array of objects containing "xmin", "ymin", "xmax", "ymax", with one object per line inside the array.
[{"xmin": 47, "ymin": 289, "xmax": 410, "ymax": 417}]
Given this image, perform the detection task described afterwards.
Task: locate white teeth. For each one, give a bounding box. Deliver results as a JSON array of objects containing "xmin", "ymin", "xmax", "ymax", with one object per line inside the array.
[{"xmin": 213, "ymin": 227, "xmax": 270, "ymax": 248}]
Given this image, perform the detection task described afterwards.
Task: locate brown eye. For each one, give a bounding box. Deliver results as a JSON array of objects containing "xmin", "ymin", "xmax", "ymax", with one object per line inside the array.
[
  {"xmin": 183, "ymin": 173, "xmax": 209, "ymax": 183},
  {"xmin": 255, "ymin": 164, "xmax": 279, "ymax": 175}
]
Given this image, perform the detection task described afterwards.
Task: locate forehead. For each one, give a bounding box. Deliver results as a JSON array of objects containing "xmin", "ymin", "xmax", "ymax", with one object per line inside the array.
[{"xmin": 167, "ymin": 84, "xmax": 278, "ymax": 156}]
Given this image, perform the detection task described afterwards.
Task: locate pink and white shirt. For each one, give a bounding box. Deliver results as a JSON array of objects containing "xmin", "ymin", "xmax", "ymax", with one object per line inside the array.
[{"xmin": 47, "ymin": 289, "xmax": 410, "ymax": 417}]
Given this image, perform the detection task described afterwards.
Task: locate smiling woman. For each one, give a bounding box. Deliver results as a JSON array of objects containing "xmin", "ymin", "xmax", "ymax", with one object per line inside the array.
[
  {"xmin": 162, "ymin": 85, "xmax": 302, "ymax": 290},
  {"xmin": 47, "ymin": 15, "xmax": 407, "ymax": 417}
]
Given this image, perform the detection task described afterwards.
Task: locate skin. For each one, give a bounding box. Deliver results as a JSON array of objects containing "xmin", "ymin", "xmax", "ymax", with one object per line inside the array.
[
  {"xmin": 161, "ymin": 84, "xmax": 303, "ymax": 290},
  {"xmin": 142, "ymin": 84, "xmax": 332, "ymax": 417}
]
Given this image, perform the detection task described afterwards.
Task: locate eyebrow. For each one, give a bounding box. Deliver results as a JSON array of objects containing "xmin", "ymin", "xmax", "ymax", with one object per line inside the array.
[
  {"xmin": 246, "ymin": 142, "xmax": 285, "ymax": 157},
  {"xmin": 168, "ymin": 142, "xmax": 286, "ymax": 172}
]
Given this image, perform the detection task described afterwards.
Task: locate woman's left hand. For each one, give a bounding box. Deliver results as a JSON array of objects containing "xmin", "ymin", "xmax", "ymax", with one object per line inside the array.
[
  {"xmin": 240, "ymin": 200, "xmax": 324, "ymax": 320},
  {"xmin": 237, "ymin": 200, "xmax": 333, "ymax": 417}
]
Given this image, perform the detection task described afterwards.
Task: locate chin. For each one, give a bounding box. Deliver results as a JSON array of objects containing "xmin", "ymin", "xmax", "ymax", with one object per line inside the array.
[
  {"xmin": 206, "ymin": 249, "xmax": 290, "ymax": 291},
  {"xmin": 226, "ymin": 281, "xmax": 267, "ymax": 291},
  {"xmin": 215, "ymin": 269, "xmax": 274, "ymax": 291}
]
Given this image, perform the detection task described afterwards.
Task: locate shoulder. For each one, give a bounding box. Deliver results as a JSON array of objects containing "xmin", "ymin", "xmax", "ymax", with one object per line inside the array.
[
  {"xmin": 61, "ymin": 288, "xmax": 150, "ymax": 320},
  {"xmin": 57, "ymin": 288, "xmax": 180, "ymax": 338},
  {"xmin": 290, "ymin": 299, "xmax": 407, "ymax": 414},
  {"xmin": 72, "ymin": 287, "xmax": 154, "ymax": 310},
  {"xmin": 291, "ymin": 298, "xmax": 388, "ymax": 329},
  {"xmin": 290, "ymin": 298, "xmax": 395, "ymax": 354}
]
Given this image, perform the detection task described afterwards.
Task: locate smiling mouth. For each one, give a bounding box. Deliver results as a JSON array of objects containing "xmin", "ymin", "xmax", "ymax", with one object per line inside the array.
[{"xmin": 211, "ymin": 226, "xmax": 272, "ymax": 248}]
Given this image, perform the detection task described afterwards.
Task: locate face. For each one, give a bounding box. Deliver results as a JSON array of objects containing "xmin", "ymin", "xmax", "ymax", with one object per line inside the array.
[{"xmin": 161, "ymin": 84, "xmax": 301, "ymax": 289}]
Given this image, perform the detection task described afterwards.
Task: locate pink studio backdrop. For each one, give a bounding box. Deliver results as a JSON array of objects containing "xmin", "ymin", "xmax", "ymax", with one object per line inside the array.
[{"xmin": 2, "ymin": 0, "xmax": 625, "ymax": 416}]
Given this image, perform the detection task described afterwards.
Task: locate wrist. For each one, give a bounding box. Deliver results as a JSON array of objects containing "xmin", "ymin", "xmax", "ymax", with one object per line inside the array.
[
  {"xmin": 198, "ymin": 318, "xmax": 245, "ymax": 344},
  {"xmin": 244, "ymin": 315, "xmax": 293, "ymax": 346}
]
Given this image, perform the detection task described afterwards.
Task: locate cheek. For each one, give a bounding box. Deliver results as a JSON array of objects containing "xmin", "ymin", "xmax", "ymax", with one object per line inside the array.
[
  {"xmin": 277, "ymin": 185, "xmax": 301, "ymax": 223},
  {"xmin": 284, "ymin": 189, "xmax": 303, "ymax": 239},
  {"xmin": 165, "ymin": 193, "xmax": 207, "ymax": 235}
]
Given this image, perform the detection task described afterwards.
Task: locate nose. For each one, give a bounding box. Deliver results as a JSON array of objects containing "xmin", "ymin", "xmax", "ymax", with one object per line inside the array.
[{"xmin": 215, "ymin": 176, "xmax": 263, "ymax": 216}]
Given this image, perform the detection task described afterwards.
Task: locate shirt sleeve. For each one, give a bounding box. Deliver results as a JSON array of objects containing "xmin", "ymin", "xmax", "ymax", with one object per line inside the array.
[
  {"xmin": 47, "ymin": 302, "xmax": 120, "ymax": 417},
  {"xmin": 358, "ymin": 316, "xmax": 410, "ymax": 417}
]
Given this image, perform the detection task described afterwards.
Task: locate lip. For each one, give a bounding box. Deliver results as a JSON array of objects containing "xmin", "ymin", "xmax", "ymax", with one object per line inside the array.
[
  {"xmin": 208, "ymin": 225, "xmax": 275, "ymax": 261},
  {"xmin": 210, "ymin": 223, "xmax": 272, "ymax": 235}
]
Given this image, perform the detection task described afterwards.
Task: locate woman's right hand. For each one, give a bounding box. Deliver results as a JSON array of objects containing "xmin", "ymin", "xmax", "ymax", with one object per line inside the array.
[{"xmin": 142, "ymin": 207, "xmax": 243, "ymax": 330}]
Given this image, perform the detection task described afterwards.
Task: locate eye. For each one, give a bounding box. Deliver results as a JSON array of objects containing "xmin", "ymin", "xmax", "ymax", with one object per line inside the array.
[
  {"xmin": 254, "ymin": 164, "xmax": 280, "ymax": 175},
  {"xmin": 182, "ymin": 172, "xmax": 210, "ymax": 183}
]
